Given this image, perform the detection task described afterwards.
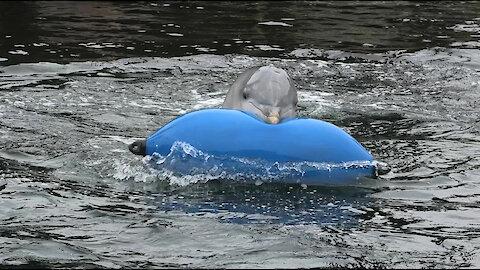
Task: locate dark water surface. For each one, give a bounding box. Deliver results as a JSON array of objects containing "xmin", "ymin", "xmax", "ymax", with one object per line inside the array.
[{"xmin": 1, "ymin": 1, "xmax": 480, "ymax": 268}]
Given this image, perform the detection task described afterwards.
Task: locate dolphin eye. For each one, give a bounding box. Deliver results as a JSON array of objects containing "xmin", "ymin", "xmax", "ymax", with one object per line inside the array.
[{"xmin": 243, "ymin": 92, "xmax": 248, "ymax": 99}]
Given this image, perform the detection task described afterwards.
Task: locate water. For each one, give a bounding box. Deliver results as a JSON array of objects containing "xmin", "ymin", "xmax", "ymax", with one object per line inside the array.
[{"xmin": 1, "ymin": 1, "xmax": 480, "ymax": 268}]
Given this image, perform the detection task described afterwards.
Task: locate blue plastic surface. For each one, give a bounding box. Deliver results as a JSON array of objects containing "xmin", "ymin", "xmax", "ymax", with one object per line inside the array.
[{"xmin": 146, "ymin": 109, "xmax": 374, "ymax": 185}]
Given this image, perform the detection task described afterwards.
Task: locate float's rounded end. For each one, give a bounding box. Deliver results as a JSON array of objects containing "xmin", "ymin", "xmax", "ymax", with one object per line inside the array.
[
  {"xmin": 374, "ymin": 160, "xmax": 391, "ymax": 176},
  {"xmin": 129, "ymin": 139, "xmax": 147, "ymax": 156}
]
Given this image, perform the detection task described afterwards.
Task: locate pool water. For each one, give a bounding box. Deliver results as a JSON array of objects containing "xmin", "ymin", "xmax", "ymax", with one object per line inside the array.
[{"xmin": 1, "ymin": 1, "xmax": 480, "ymax": 268}]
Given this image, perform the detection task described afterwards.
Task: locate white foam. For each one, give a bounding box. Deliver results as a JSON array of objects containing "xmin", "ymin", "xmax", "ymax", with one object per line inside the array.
[
  {"xmin": 166, "ymin": 33, "xmax": 184, "ymax": 37},
  {"xmin": 8, "ymin": 50, "xmax": 28, "ymax": 55},
  {"xmin": 254, "ymin": 45, "xmax": 285, "ymax": 51},
  {"xmin": 258, "ymin": 21, "xmax": 293, "ymax": 27}
]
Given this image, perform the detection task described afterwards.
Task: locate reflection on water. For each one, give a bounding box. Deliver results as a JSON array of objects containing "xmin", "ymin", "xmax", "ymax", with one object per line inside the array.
[
  {"xmin": 137, "ymin": 181, "xmax": 374, "ymax": 226},
  {"xmin": 1, "ymin": 1, "xmax": 480, "ymax": 269}
]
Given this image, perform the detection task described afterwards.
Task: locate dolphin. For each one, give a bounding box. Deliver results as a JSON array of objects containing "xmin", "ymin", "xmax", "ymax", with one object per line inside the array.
[{"xmin": 222, "ymin": 66, "xmax": 298, "ymax": 124}]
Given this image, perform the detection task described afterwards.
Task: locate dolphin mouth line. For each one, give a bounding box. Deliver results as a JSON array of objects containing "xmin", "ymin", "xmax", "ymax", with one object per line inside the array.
[
  {"xmin": 248, "ymin": 101, "xmax": 266, "ymax": 115},
  {"xmin": 248, "ymin": 101, "xmax": 281, "ymax": 124}
]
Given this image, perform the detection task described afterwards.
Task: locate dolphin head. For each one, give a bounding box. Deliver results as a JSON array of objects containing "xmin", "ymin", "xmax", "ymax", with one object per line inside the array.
[{"xmin": 239, "ymin": 66, "xmax": 297, "ymax": 124}]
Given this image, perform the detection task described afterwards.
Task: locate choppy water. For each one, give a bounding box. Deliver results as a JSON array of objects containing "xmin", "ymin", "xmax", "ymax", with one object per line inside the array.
[{"xmin": 1, "ymin": 1, "xmax": 480, "ymax": 268}]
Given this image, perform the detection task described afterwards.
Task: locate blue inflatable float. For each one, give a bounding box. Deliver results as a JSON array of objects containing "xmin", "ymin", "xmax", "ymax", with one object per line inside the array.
[{"xmin": 129, "ymin": 109, "xmax": 376, "ymax": 185}]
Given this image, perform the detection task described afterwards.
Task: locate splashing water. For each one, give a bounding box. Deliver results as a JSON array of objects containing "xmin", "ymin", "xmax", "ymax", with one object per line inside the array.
[{"xmin": 136, "ymin": 141, "xmax": 375, "ymax": 186}]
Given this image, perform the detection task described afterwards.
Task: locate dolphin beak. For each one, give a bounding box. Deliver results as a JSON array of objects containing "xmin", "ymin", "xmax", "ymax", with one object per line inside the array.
[{"xmin": 267, "ymin": 113, "xmax": 280, "ymax": 124}]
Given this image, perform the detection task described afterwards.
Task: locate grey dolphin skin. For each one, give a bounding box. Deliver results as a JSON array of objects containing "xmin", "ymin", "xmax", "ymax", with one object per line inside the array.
[{"xmin": 223, "ymin": 66, "xmax": 298, "ymax": 124}]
